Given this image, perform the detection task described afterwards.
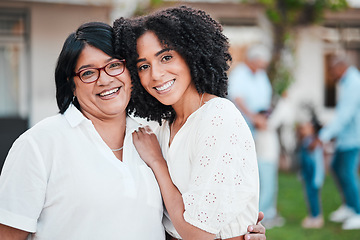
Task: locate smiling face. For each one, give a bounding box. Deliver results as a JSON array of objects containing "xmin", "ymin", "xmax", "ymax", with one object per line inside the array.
[
  {"xmin": 73, "ymin": 44, "xmax": 132, "ymax": 121},
  {"xmin": 136, "ymin": 31, "xmax": 196, "ymax": 106}
]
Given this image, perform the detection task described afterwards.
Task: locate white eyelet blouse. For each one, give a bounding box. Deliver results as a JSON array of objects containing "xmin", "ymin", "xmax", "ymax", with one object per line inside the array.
[{"xmin": 158, "ymin": 97, "xmax": 259, "ymax": 239}]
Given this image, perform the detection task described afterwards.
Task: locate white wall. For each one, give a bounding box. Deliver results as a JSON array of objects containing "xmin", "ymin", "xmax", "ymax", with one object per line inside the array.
[{"xmin": 292, "ymin": 26, "xmax": 325, "ymax": 107}]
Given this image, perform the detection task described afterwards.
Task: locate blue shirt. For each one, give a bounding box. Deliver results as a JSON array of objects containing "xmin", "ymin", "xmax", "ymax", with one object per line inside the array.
[
  {"xmin": 319, "ymin": 66, "xmax": 360, "ymax": 150},
  {"xmin": 227, "ymin": 63, "xmax": 272, "ymax": 131}
]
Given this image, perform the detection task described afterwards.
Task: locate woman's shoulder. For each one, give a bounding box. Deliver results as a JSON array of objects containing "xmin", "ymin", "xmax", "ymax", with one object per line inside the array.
[
  {"xmin": 32, "ymin": 113, "xmax": 67, "ymax": 131},
  {"xmin": 201, "ymin": 97, "xmax": 241, "ymax": 118},
  {"xmin": 7, "ymin": 113, "xmax": 67, "ymax": 157},
  {"xmin": 19, "ymin": 113, "xmax": 70, "ymax": 143},
  {"xmin": 194, "ymin": 97, "xmax": 247, "ymax": 132}
]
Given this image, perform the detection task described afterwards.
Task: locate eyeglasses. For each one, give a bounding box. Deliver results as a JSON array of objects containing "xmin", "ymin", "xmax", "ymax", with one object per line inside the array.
[{"xmin": 74, "ymin": 60, "xmax": 126, "ymax": 83}]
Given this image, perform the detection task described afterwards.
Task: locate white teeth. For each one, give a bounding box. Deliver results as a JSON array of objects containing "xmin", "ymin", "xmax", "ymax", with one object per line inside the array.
[
  {"xmin": 155, "ymin": 80, "xmax": 174, "ymax": 91},
  {"xmin": 99, "ymin": 87, "xmax": 120, "ymax": 97}
]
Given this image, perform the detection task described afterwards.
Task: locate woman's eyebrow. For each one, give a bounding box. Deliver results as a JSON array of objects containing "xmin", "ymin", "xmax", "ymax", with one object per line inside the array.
[
  {"xmin": 77, "ymin": 57, "xmax": 115, "ymax": 71},
  {"xmin": 136, "ymin": 58, "xmax": 146, "ymax": 63},
  {"xmin": 155, "ymin": 48, "xmax": 172, "ymax": 57},
  {"xmin": 136, "ymin": 48, "xmax": 173, "ymax": 63},
  {"xmin": 77, "ymin": 64, "xmax": 93, "ymax": 72}
]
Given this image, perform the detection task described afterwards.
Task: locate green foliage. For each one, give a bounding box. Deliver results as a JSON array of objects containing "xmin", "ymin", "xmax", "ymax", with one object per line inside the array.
[
  {"xmin": 133, "ymin": 0, "xmax": 164, "ymax": 16},
  {"xmin": 246, "ymin": 0, "xmax": 348, "ymax": 95},
  {"xmin": 256, "ymin": 0, "xmax": 348, "ymax": 26},
  {"xmin": 150, "ymin": 0, "xmax": 163, "ymax": 7},
  {"xmin": 272, "ymin": 60, "xmax": 294, "ymax": 96}
]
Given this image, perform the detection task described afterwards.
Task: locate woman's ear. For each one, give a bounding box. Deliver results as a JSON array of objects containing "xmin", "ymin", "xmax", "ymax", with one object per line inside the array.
[{"xmin": 72, "ymin": 89, "xmax": 77, "ymax": 104}]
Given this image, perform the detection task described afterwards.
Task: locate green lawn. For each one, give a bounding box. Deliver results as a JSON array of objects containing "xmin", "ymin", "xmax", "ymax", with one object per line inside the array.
[{"xmin": 266, "ymin": 172, "xmax": 360, "ymax": 240}]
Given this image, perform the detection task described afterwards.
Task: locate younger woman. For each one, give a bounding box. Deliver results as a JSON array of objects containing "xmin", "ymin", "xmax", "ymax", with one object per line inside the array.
[{"xmin": 115, "ymin": 6, "xmax": 260, "ymax": 240}]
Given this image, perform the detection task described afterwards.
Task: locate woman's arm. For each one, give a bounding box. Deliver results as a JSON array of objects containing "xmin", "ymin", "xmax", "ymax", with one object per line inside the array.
[
  {"xmin": 133, "ymin": 124, "xmax": 264, "ymax": 240},
  {"xmin": 133, "ymin": 127, "xmax": 216, "ymax": 240},
  {"xmin": 0, "ymin": 224, "xmax": 29, "ymax": 240}
]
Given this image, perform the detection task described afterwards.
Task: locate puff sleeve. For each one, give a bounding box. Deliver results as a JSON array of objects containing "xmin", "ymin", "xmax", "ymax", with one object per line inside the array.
[{"xmin": 182, "ymin": 99, "xmax": 259, "ymax": 235}]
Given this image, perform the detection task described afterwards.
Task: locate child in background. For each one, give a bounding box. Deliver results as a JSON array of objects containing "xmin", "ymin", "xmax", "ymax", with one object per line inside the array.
[{"xmin": 297, "ymin": 107, "xmax": 325, "ymax": 228}]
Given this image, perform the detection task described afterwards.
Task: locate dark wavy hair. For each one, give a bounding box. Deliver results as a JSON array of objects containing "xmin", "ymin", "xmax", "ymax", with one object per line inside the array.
[
  {"xmin": 55, "ymin": 21, "xmax": 119, "ymax": 113},
  {"xmin": 114, "ymin": 5, "xmax": 232, "ymax": 123}
]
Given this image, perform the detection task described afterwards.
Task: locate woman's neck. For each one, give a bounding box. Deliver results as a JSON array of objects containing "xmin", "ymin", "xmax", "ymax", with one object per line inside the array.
[
  {"xmin": 169, "ymin": 91, "xmax": 207, "ymax": 146},
  {"xmin": 171, "ymin": 87, "xmax": 204, "ymax": 124},
  {"xmin": 86, "ymin": 113, "xmax": 127, "ymax": 160}
]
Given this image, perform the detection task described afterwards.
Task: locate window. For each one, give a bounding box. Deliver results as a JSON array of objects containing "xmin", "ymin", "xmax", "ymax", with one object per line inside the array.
[
  {"xmin": 323, "ymin": 26, "xmax": 360, "ymax": 108},
  {"xmin": 0, "ymin": 9, "xmax": 29, "ymax": 118},
  {"xmin": 0, "ymin": 8, "xmax": 29, "ymax": 173},
  {"xmin": 324, "ymin": 53, "xmax": 337, "ymax": 108}
]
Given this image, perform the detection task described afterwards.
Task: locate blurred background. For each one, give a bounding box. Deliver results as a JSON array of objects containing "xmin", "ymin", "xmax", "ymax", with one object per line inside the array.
[{"xmin": 0, "ymin": 0, "xmax": 359, "ymax": 239}]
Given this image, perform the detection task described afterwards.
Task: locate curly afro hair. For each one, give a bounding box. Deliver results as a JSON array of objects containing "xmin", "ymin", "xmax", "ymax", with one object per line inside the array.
[{"xmin": 114, "ymin": 5, "xmax": 232, "ymax": 124}]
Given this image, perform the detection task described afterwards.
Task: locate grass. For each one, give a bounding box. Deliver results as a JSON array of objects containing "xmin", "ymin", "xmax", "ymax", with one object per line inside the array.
[{"xmin": 266, "ymin": 172, "xmax": 360, "ymax": 240}]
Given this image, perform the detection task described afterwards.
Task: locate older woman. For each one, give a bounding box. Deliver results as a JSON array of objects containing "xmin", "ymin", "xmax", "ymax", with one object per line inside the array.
[{"xmin": 0, "ymin": 22, "xmax": 164, "ymax": 240}]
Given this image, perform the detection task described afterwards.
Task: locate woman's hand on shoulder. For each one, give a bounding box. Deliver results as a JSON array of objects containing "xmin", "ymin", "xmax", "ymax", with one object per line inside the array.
[{"xmin": 132, "ymin": 126, "xmax": 165, "ymax": 168}]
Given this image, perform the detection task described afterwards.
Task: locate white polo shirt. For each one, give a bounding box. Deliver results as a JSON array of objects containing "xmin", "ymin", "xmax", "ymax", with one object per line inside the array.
[{"xmin": 0, "ymin": 104, "xmax": 165, "ymax": 240}]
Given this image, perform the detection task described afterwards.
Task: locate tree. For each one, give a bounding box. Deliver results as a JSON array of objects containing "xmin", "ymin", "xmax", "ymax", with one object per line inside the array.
[{"xmin": 248, "ymin": 0, "xmax": 348, "ymax": 95}]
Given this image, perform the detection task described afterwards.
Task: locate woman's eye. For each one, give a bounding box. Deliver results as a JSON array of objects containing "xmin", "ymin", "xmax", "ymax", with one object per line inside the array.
[
  {"xmin": 138, "ymin": 64, "xmax": 149, "ymax": 71},
  {"xmin": 81, "ymin": 70, "xmax": 95, "ymax": 78},
  {"xmin": 109, "ymin": 62, "xmax": 122, "ymax": 69},
  {"xmin": 162, "ymin": 55, "xmax": 172, "ymax": 62}
]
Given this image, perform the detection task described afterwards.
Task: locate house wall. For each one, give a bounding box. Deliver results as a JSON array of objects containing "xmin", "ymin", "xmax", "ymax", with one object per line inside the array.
[
  {"xmin": 291, "ymin": 26, "xmax": 328, "ymax": 119},
  {"xmin": 29, "ymin": 3, "xmax": 111, "ymax": 126},
  {"xmin": 0, "ymin": 1, "xmax": 111, "ymax": 126}
]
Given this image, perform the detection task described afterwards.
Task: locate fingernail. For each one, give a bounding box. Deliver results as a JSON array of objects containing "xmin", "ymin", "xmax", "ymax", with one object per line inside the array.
[
  {"xmin": 249, "ymin": 226, "xmax": 253, "ymax": 231},
  {"xmin": 246, "ymin": 235, "xmax": 251, "ymax": 240}
]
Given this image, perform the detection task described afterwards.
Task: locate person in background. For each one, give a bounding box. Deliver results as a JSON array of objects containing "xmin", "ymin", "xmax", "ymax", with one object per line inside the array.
[
  {"xmin": 296, "ymin": 105, "xmax": 325, "ymax": 228},
  {"xmin": 227, "ymin": 44, "xmax": 272, "ymax": 133},
  {"xmin": 114, "ymin": 6, "xmax": 263, "ymax": 240},
  {"xmin": 228, "ymin": 44, "xmax": 284, "ymax": 228},
  {"xmin": 311, "ymin": 54, "xmax": 360, "ymax": 230}
]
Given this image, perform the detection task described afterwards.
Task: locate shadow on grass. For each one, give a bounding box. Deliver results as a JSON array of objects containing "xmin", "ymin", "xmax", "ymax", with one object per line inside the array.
[{"xmin": 266, "ymin": 172, "xmax": 360, "ymax": 240}]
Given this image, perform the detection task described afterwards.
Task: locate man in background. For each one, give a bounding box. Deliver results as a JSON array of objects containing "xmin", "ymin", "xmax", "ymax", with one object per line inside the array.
[
  {"xmin": 228, "ymin": 44, "xmax": 285, "ymax": 228},
  {"xmin": 313, "ymin": 54, "xmax": 360, "ymax": 230}
]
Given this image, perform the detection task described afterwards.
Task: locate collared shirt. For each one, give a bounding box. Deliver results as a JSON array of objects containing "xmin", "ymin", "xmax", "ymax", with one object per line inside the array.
[
  {"xmin": 319, "ymin": 66, "xmax": 360, "ymax": 150},
  {"xmin": 0, "ymin": 104, "xmax": 165, "ymax": 239},
  {"xmin": 228, "ymin": 63, "xmax": 272, "ymax": 118}
]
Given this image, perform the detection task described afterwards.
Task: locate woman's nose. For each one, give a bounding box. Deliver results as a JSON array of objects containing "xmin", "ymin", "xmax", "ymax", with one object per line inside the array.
[
  {"xmin": 150, "ymin": 63, "xmax": 165, "ymax": 81},
  {"xmin": 96, "ymin": 69, "xmax": 113, "ymax": 85}
]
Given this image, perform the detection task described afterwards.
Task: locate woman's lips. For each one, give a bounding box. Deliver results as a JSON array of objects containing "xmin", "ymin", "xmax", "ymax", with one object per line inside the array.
[
  {"xmin": 98, "ymin": 87, "xmax": 121, "ymax": 99},
  {"xmin": 154, "ymin": 80, "xmax": 174, "ymax": 92}
]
